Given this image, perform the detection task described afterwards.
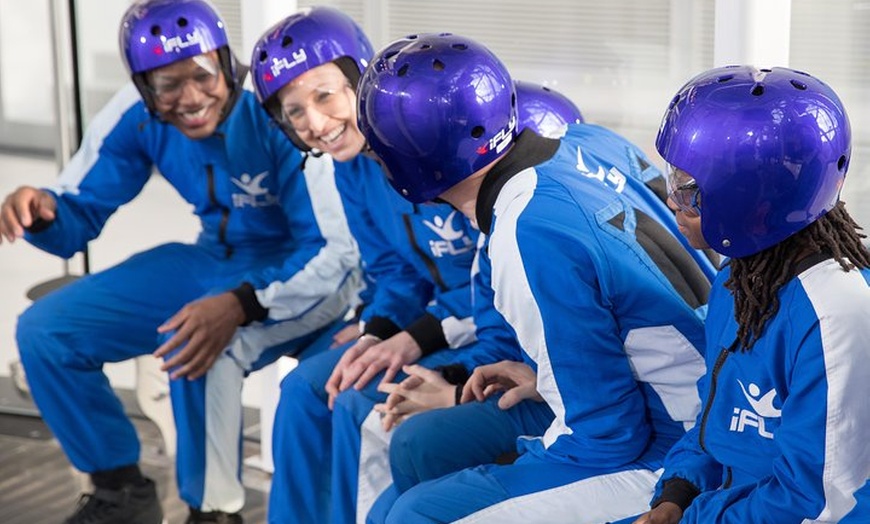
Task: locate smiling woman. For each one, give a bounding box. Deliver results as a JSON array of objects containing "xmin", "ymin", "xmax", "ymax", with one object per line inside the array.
[
  {"xmin": 276, "ymin": 65, "xmax": 362, "ymax": 160},
  {"xmin": 250, "ymin": 6, "xmax": 373, "ymax": 162}
]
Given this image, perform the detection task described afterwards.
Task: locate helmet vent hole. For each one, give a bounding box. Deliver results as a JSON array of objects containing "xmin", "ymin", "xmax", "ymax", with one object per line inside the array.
[
  {"xmin": 511, "ymin": 93, "xmax": 516, "ymax": 107},
  {"xmin": 432, "ymin": 59, "xmax": 445, "ymax": 71},
  {"xmin": 717, "ymin": 75, "xmax": 733, "ymax": 83},
  {"xmin": 751, "ymin": 84, "xmax": 765, "ymax": 96},
  {"xmin": 150, "ymin": 25, "xmax": 162, "ymax": 36},
  {"xmin": 542, "ymin": 86, "xmax": 552, "ymax": 92},
  {"xmin": 838, "ymin": 155, "xmax": 847, "ymax": 171},
  {"xmin": 385, "ymin": 50, "xmax": 399, "ymax": 60},
  {"xmin": 407, "ymin": 34, "xmax": 418, "ymax": 40},
  {"xmin": 177, "ymin": 17, "xmax": 188, "ymax": 27},
  {"xmin": 760, "ymin": 68, "xmax": 772, "ymax": 72},
  {"xmin": 259, "ymin": 50, "xmax": 268, "ymax": 63},
  {"xmin": 421, "ymin": 44, "xmax": 431, "ymax": 50},
  {"xmin": 790, "ymin": 79, "xmax": 807, "ymax": 90},
  {"xmin": 398, "ymin": 64, "xmax": 409, "ymax": 77},
  {"xmin": 471, "ymin": 126, "xmax": 485, "ymax": 138},
  {"xmin": 452, "ymin": 43, "xmax": 468, "ymax": 51},
  {"xmin": 282, "ymin": 36, "xmax": 293, "ymax": 47}
]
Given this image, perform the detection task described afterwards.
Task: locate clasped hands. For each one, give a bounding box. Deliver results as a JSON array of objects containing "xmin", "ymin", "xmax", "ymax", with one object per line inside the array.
[{"xmin": 374, "ymin": 359, "xmax": 544, "ymax": 431}]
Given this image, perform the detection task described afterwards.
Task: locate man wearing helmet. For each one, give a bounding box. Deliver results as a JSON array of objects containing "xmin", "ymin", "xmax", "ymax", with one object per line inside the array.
[
  {"xmin": 356, "ymin": 34, "xmax": 714, "ymax": 523},
  {"xmin": 1, "ymin": 1, "xmax": 360, "ymax": 523},
  {"xmin": 634, "ymin": 66, "xmax": 870, "ymax": 523}
]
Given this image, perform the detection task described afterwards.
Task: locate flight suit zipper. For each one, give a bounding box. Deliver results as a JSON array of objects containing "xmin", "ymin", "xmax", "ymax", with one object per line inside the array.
[
  {"xmin": 402, "ymin": 206, "xmax": 447, "ymax": 291},
  {"xmin": 206, "ymin": 163, "xmax": 234, "ymax": 259}
]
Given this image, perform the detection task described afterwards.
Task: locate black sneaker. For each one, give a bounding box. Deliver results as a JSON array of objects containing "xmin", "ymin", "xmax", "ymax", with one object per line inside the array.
[
  {"xmin": 64, "ymin": 478, "xmax": 164, "ymax": 524},
  {"xmin": 186, "ymin": 508, "xmax": 243, "ymax": 523}
]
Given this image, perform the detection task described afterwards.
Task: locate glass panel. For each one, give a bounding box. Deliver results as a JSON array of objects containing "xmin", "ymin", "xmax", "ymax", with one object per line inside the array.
[
  {"xmin": 791, "ymin": 0, "xmax": 870, "ymax": 228},
  {"xmin": 0, "ymin": 0, "xmax": 54, "ymax": 152},
  {"xmin": 74, "ymin": 0, "xmax": 129, "ymax": 128},
  {"xmin": 299, "ymin": 0, "xmax": 715, "ymax": 153}
]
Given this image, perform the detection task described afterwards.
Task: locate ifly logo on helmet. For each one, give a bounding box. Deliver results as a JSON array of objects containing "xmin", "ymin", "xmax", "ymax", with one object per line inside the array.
[
  {"xmin": 265, "ymin": 49, "xmax": 308, "ymax": 81},
  {"xmin": 162, "ymin": 29, "xmax": 205, "ymax": 54},
  {"xmin": 476, "ymin": 116, "xmax": 517, "ymax": 156}
]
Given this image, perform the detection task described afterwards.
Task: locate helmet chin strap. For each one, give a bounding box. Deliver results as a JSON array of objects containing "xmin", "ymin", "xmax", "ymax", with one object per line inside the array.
[{"xmin": 216, "ymin": 48, "xmax": 247, "ymax": 125}]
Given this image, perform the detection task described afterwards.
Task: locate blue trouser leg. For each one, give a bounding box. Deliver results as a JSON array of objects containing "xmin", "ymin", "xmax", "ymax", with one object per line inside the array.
[
  {"xmin": 170, "ymin": 313, "xmax": 344, "ymax": 514},
  {"xmin": 366, "ymin": 397, "xmax": 554, "ymax": 524},
  {"xmin": 385, "ymin": 455, "xmax": 662, "ymax": 524},
  {"xmin": 268, "ymin": 335, "xmax": 350, "ymax": 524},
  {"xmin": 330, "ymin": 350, "xmax": 460, "ymax": 524},
  {"xmin": 19, "ymin": 240, "xmax": 350, "ymax": 514},
  {"xmin": 366, "ymin": 484, "xmax": 400, "ymax": 524},
  {"xmin": 17, "ymin": 244, "xmax": 213, "ymax": 473},
  {"xmin": 388, "ymin": 396, "xmax": 554, "ymax": 493}
]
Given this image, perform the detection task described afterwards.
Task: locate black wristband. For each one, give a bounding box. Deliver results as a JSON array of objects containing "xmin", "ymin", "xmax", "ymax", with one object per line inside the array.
[
  {"xmin": 652, "ymin": 477, "xmax": 701, "ymax": 512},
  {"xmin": 454, "ymin": 384, "xmax": 463, "ymax": 406},
  {"xmin": 364, "ymin": 316, "xmax": 402, "ymax": 340},
  {"xmin": 405, "ymin": 313, "xmax": 448, "ymax": 356},
  {"xmin": 230, "ymin": 282, "xmax": 268, "ymax": 326}
]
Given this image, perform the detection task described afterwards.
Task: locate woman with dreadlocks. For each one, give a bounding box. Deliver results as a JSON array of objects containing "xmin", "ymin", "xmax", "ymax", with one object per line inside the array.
[{"xmin": 634, "ymin": 66, "xmax": 870, "ymax": 524}]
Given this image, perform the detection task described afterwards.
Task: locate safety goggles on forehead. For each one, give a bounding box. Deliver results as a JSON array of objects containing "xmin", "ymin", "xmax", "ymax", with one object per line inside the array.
[
  {"xmin": 666, "ymin": 163, "xmax": 701, "ymax": 216},
  {"xmin": 147, "ymin": 55, "xmax": 221, "ymax": 106},
  {"xmin": 279, "ymin": 80, "xmax": 352, "ymax": 131}
]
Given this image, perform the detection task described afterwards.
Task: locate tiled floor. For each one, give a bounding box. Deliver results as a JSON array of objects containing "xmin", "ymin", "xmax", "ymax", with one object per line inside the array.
[{"xmin": 0, "ymin": 403, "xmax": 269, "ymax": 524}]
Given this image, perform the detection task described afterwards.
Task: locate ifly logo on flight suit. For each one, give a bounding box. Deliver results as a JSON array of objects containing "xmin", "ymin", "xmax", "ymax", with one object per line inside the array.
[
  {"xmin": 424, "ymin": 210, "xmax": 475, "ymax": 258},
  {"xmin": 162, "ymin": 30, "xmax": 205, "ymax": 54},
  {"xmin": 575, "ymin": 146, "xmax": 626, "ymax": 193},
  {"xmin": 231, "ymin": 171, "xmax": 279, "ymax": 208},
  {"xmin": 729, "ymin": 380, "xmax": 781, "ymax": 440}
]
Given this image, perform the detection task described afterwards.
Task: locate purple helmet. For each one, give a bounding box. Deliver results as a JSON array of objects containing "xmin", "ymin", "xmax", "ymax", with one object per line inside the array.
[
  {"xmin": 119, "ymin": 0, "xmax": 238, "ymax": 113},
  {"xmin": 250, "ymin": 7, "xmax": 373, "ymax": 148},
  {"xmin": 656, "ymin": 66, "xmax": 850, "ymax": 258},
  {"xmin": 515, "ymin": 81, "xmax": 584, "ymax": 138},
  {"xmin": 251, "ymin": 7, "xmax": 372, "ymax": 104},
  {"xmin": 357, "ymin": 33, "xmax": 517, "ymax": 203}
]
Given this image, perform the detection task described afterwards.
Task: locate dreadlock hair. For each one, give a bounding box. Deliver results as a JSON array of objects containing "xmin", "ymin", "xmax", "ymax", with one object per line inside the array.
[{"xmin": 724, "ymin": 201, "xmax": 870, "ymax": 351}]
